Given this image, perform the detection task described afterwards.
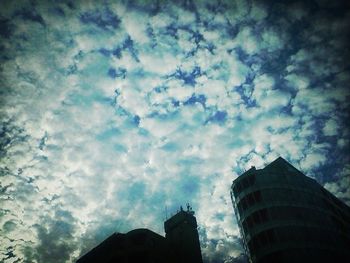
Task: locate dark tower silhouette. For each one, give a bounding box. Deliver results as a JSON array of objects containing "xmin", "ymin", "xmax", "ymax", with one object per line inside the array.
[
  {"xmin": 231, "ymin": 157, "xmax": 350, "ymax": 263},
  {"xmin": 76, "ymin": 205, "xmax": 203, "ymax": 263},
  {"xmin": 164, "ymin": 204, "xmax": 203, "ymax": 263}
]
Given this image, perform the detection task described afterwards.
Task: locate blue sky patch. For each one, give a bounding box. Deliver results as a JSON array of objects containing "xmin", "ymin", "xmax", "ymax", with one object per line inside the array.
[{"xmin": 184, "ymin": 94, "xmax": 206, "ymax": 106}]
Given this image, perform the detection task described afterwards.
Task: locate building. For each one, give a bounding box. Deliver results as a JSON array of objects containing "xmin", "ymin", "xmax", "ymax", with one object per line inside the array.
[
  {"xmin": 164, "ymin": 206, "xmax": 203, "ymax": 263},
  {"xmin": 230, "ymin": 157, "xmax": 350, "ymax": 263},
  {"xmin": 76, "ymin": 205, "xmax": 203, "ymax": 263}
]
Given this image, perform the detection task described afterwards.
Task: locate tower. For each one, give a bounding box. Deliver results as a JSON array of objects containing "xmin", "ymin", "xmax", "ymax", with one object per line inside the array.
[
  {"xmin": 164, "ymin": 204, "xmax": 203, "ymax": 263},
  {"xmin": 231, "ymin": 157, "xmax": 350, "ymax": 263}
]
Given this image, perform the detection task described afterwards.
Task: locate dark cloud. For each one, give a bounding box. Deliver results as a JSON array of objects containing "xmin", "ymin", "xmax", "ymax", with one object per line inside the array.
[
  {"xmin": 80, "ymin": 9, "xmax": 120, "ymax": 30},
  {"xmin": 77, "ymin": 216, "xmax": 130, "ymax": 258},
  {"xmin": 31, "ymin": 209, "xmax": 78, "ymax": 263},
  {"xmin": 0, "ymin": 18, "xmax": 13, "ymax": 38},
  {"xmin": 15, "ymin": 9, "xmax": 45, "ymax": 26},
  {"xmin": 200, "ymin": 227, "xmax": 247, "ymax": 263},
  {"xmin": 2, "ymin": 220, "xmax": 16, "ymax": 233}
]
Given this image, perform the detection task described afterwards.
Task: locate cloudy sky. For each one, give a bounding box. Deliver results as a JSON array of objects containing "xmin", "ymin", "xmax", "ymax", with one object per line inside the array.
[{"xmin": 1, "ymin": 0, "xmax": 349, "ymax": 262}]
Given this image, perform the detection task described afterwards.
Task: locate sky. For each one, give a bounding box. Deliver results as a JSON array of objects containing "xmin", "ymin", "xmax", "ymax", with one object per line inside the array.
[{"xmin": 0, "ymin": 0, "xmax": 349, "ymax": 262}]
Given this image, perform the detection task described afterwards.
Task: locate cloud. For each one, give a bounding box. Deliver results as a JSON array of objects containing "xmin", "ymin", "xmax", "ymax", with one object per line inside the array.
[
  {"xmin": 323, "ymin": 118, "xmax": 339, "ymax": 137},
  {"xmin": 324, "ymin": 165, "xmax": 350, "ymax": 206},
  {"xmin": 234, "ymin": 27, "xmax": 259, "ymax": 55},
  {"xmin": 122, "ymin": 10, "xmax": 149, "ymax": 44},
  {"xmin": 31, "ymin": 210, "xmax": 78, "ymax": 263}
]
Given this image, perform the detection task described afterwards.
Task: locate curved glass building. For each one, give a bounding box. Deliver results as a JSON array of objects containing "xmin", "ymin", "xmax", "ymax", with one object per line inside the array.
[{"xmin": 231, "ymin": 157, "xmax": 350, "ymax": 263}]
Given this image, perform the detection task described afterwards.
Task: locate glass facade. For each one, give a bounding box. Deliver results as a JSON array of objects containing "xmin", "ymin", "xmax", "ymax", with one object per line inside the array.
[{"xmin": 231, "ymin": 157, "xmax": 350, "ymax": 263}]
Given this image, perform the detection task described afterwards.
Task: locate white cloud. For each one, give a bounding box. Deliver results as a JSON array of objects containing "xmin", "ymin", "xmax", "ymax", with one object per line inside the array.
[
  {"xmin": 250, "ymin": 1, "xmax": 268, "ymax": 20},
  {"xmin": 323, "ymin": 118, "xmax": 338, "ymax": 136},
  {"xmin": 292, "ymin": 88, "xmax": 337, "ymax": 115},
  {"xmin": 261, "ymin": 28, "xmax": 284, "ymax": 52},
  {"xmin": 167, "ymin": 79, "xmax": 194, "ymax": 101},
  {"xmin": 251, "ymin": 74, "xmax": 291, "ymax": 110},
  {"xmin": 201, "ymin": 29, "xmax": 221, "ymax": 42},
  {"xmin": 177, "ymin": 29, "xmax": 197, "ymax": 53},
  {"xmin": 196, "ymin": 78, "xmax": 227, "ymax": 107},
  {"xmin": 324, "ymin": 165, "xmax": 350, "ymax": 206},
  {"xmin": 300, "ymin": 152, "xmax": 327, "ymax": 170},
  {"xmin": 222, "ymin": 0, "xmax": 250, "ymax": 24},
  {"xmin": 139, "ymin": 51, "xmax": 179, "ymax": 75},
  {"xmin": 140, "ymin": 116, "xmax": 178, "ymax": 138},
  {"xmin": 149, "ymin": 12, "xmax": 174, "ymax": 29},
  {"xmin": 122, "ymin": 11, "xmax": 150, "ymax": 44},
  {"xmin": 234, "ymin": 27, "xmax": 259, "ymax": 54},
  {"xmin": 118, "ymin": 86, "xmax": 150, "ymax": 117},
  {"xmin": 285, "ymin": 73, "xmax": 309, "ymax": 89}
]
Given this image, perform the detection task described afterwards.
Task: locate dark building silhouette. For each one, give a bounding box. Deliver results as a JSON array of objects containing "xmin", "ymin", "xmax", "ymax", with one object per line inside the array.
[
  {"xmin": 164, "ymin": 207, "xmax": 203, "ymax": 263},
  {"xmin": 76, "ymin": 205, "xmax": 203, "ymax": 263},
  {"xmin": 231, "ymin": 157, "xmax": 350, "ymax": 263}
]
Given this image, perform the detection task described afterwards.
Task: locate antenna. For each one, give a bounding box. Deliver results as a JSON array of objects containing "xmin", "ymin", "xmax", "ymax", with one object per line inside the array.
[
  {"xmin": 186, "ymin": 202, "xmax": 195, "ymax": 215},
  {"xmin": 165, "ymin": 205, "xmax": 168, "ymax": 220}
]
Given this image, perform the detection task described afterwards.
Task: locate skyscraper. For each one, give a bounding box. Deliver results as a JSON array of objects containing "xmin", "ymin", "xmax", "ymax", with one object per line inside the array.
[
  {"xmin": 230, "ymin": 157, "xmax": 350, "ymax": 263},
  {"xmin": 76, "ymin": 205, "xmax": 203, "ymax": 263}
]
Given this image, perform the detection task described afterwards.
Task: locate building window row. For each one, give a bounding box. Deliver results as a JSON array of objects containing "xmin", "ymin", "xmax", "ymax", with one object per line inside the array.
[
  {"xmin": 242, "ymin": 205, "xmax": 345, "ymax": 233},
  {"xmin": 233, "ymin": 174, "xmax": 256, "ymax": 198},
  {"xmin": 247, "ymin": 225, "xmax": 349, "ymax": 256},
  {"xmin": 242, "ymin": 209, "xmax": 268, "ymax": 233},
  {"xmin": 237, "ymin": 187, "xmax": 338, "ymax": 215},
  {"xmin": 330, "ymin": 214, "xmax": 348, "ymax": 233},
  {"xmin": 237, "ymin": 190, "xmax": 262, "ymax": 214},
  {"xmin": 273, "ymin": 225, "xmax": 346, "ymax": 246},
  {"xmin": 248, "ymin": 228, "xmax": 276, "ymax": 253},
  {"xmin": 260, "ymin": 188, "xmax": 324, "ymax": 208},
  {"xmin": 322, "ymin": 197, "xmax": 350, "ymax": 225}
]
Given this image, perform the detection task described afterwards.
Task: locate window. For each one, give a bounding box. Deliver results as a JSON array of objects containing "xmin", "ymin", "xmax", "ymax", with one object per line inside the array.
[
  {"xmin": 242, "ymin": 199, "xmax": 248, "ymax": 210},
  {"xmin": 131, "ymin": 233, "xmax": 147, "ymax": 246},
  {"xmin": 242, "ymin": 220, "xmax": 248, "ymax": 232},
  {"xmin": 266, "ymin": 229, "xmax": 276, "ymax": 243},
  {"xmin": 234, "ymin": 174, "xmax": 256, "ymax": 197},
  {"xmin": 243, "ymin": 208, "xmax": 269, "ymax": 231},
  {"xmin": 254, "ymin": 191, "xmax": 262, "ymax": 202},
  {"xmin": 238, "ymin": 190, "xmax": 263, "ymax": 213},
  {"xmin": 247, "ymin": 216, "xmax": 254, "ymax": 228},
  {"xmin": 248, "ymin": 174, "xmax": 256, "ymax": 186},
  {"xmin": 253, "ymin": 212, "xmax": 261, "ymax": 225},
  {"xmin": 238, "ymin": 202, "xmax": 243, "ymax": 214},
  {"xmin": 259, "ymin": 229, "xmax": 276, "ymax": 248},
  {"xmin": 258, "ymin": 231, "xmax": 268, "ymax": 245},
  {"xmin": 248, "ymin": 194, "xmax": 255, "ymax": 206},
  {"xmin": 233, "ymin": 182, "xmax": 242, "ymax": 197},
  {"xmin": 248, "ymin": 237, "xmax": 259, "ymax": 252},
  {"xmin": 249, "ymin": 228, "xmax": 276, "ymax": 253},
  {"xmin": 260, "ymin": 209, "xmax": 268, "ymax": 222},
  {"xmin": 243, "ymin": 178, "xmax": 249, "ymax": 189}
]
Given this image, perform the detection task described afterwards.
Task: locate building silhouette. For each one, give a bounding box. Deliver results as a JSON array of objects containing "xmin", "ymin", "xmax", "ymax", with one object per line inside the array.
[
  {"xmin": 164, "ymin": 206, "xmax": 203, "ymax": 263},
  {"xmin": 76, "ymin": 205, "xmax": 203, "ymax": 263},
  {"xmin": 231, "ymin": 157, "xmax": 350, "ymax": 263}
]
